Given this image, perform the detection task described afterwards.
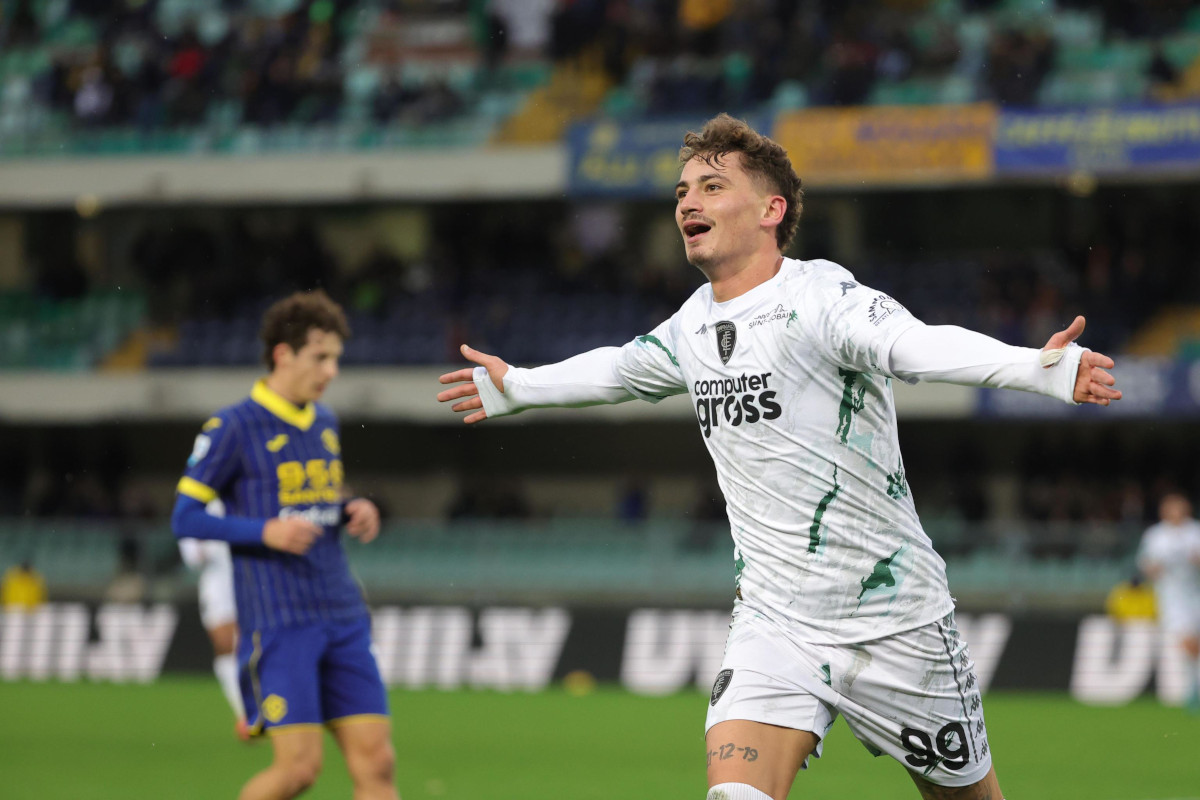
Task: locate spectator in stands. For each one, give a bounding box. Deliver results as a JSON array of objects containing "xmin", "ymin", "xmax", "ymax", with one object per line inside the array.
[
  {"xmin": 104, "ymin": 538, "xmax": 146, "ymax": 604},
  {"xmin": 818, "ymin": 13, "xmax": 880, "ymax": 106},
  {"xmin": 1147, "ymin": 41, "xmax": 1181, "ymax": 89},
  {"xmin": 487, "ymin": 0, "xmax": 556, "ymax": 60},
  {"xmin": 73, "ymin": 64, "xmax": 115, "ymax": 126},
  {"xmin": 0, "ymin": 0, "xmax": 38, "ymax": 47},
  {"xmin": 166, "ymin": 26, "xmax": 210, "ymax": 125},
  {"xmin": 678, "ymin": 0, "xmax": 733, "ymax": 56},
  {"xmin": 985, "ymin": 27, "xmax": 1054, "ymax": 106},
  {"xmin": 1, "ymin": 560, "xmax": 47, "ymax": 611},
  {"xmin": 1105, "ymin": 572, "xmax": 1157, "ymax": 623}
]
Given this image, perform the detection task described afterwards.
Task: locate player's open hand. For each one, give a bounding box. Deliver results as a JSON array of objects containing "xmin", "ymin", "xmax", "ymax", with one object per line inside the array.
[
  {"xmin": 436, "ymin": 344, "xmax": 510, "ymax": 424},
  {"xmin": 262, "ymin": 516, "xmax": 322, "ymax": 555},
  {"xmin": 1042, "ymin": 315, "xmax": 1122, "ymax": 406},
  {"xmin": 344, "ymin": 497, "xmax": 381, "ymax": 543}
]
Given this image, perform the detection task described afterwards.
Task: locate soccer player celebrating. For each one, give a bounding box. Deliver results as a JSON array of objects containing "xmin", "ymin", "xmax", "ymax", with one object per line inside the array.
[
  {"xmin": 172, "ymin": 290, "xmax": 396, "ymax": 800},
  {"xmin": 438, "ymin": 114, "xmax": 1121, "ymax": 800},
  {"xmin": 1137, "ymin": 492, "xmax": 1200, "ymax": 712}
]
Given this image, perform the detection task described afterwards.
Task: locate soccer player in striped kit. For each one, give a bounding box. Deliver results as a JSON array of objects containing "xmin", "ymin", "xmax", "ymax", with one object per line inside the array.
[
  {"xmin": 172, "ymin": 290, "xmax": 395, "ymax": 800},
  {"xmin": 438, "ymin": 115, "xmax": 1122, "ymax": 800}
]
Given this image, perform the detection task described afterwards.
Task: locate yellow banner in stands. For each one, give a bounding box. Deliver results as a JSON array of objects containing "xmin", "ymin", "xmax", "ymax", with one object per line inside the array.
[{"xmin": 773, "ymin": 103, "xmax": 998, "ymax": 186}]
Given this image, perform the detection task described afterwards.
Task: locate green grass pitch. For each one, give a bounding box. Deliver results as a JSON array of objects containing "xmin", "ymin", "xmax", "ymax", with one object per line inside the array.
[{"xmin": 2, "ymin": 679, "xmax": 1197, "ymax": 799}]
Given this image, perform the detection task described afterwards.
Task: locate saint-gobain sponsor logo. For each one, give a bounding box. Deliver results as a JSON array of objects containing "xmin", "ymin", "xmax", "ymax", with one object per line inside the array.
[
  {"xmin": 692, "ymin": 372, "xmax": 782, "ymax": 438},
  {"xmin": 748, "ymin": 304, "xmax": 790, "ymax": 330},
  {"xmin": 867, "ymin": 294, "xmax": 905, "ymax": 327}
]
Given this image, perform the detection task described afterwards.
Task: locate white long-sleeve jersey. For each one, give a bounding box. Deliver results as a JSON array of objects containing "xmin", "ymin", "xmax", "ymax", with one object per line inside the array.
[{"xmin": 475, "ymin": 258, "xmax": 1083, "ymax": 643}]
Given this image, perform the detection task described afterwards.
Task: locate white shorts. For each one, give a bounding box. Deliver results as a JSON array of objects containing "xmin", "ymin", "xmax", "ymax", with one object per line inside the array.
[
  {"xmin": 180, "ymin": 538, "xmax": 237, "ymax": 630},
  {"xmin": 1158, "ymin": 600, "xmax": 1200, "ymax": 637},
  {"xmin": 197, "ymin": 555, "xmax": 237, "ymax": 630},
  {"xmin": 706, "ymin": 610, "xmax": 992, "ymax": 789}
]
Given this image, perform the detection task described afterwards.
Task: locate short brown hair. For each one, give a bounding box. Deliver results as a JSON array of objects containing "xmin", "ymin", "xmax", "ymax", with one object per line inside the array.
[
  {"xmin": 259, "ymin": 289, "xmax": 351, "ymax": 369},
  {"xmin": 679, "ymin": 113, "xmax": 804, "ymax": 252}
]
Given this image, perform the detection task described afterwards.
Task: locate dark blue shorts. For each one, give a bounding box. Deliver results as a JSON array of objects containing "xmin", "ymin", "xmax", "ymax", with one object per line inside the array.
[{"xmin": 238, "ymin": 614, "xmax": 389, "ymax": 736}]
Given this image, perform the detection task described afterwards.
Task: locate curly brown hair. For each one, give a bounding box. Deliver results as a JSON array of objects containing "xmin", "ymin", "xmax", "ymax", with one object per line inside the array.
[
  {"xmin": 259, "ymin": 289, "xmax": 351, "ymax": 369},
  {"xmin": 678, "ymin": 113, "xmax": 804, "ymax": 252}
]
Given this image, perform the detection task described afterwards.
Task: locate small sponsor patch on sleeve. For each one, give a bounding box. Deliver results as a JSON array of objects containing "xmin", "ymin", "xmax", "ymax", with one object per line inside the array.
[
  {"xmin": 187, "ymin": 434, "xmax": 212, "ymax": 467},
  {"xmin": 866, "ymin": 294, "xmax": 906, "ymax": 327}
]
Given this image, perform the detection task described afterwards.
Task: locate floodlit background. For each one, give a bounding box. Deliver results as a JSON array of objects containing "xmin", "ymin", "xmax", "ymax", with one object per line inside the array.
[{"xmin": 1, "ymin": 0, "xmax": 1199, "ymax": 797}]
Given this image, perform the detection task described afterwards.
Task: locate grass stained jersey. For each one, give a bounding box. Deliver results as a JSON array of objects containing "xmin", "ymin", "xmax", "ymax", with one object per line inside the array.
[{"xmin": 613, "ymin": 258, "xmax": 954, "ymax": 644}]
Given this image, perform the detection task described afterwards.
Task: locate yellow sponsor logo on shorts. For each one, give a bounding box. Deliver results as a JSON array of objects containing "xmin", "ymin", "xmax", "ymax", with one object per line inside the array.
[{"xmin": 263, "ymin": 694, "xmax": 288, "ymax": 723}]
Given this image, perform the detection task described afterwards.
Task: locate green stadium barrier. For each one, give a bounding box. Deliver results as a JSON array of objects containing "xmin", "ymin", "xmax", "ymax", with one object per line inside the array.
[{"xmin": 0, "ymin": 518, "xmax": 1142, "ymax": 608}]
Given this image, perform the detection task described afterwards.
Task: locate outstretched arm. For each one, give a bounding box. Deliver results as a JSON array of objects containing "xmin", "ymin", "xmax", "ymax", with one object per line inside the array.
[
  {"xmin": 888, "ymin": 316, "xmax": 1121, "ymax": 406},
  {"xmin": 437, "ymin": 344, "xmax": 640, "ymax": 423}
]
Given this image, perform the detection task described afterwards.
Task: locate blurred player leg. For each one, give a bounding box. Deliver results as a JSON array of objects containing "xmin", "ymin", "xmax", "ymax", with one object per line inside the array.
[
  {"xmin": 330, "ymin": 720, "xmax": 398, "ymax": 800},
  {"xmin": 1183, "ymin": 634, "xmax": 1200, "ymax": 712},
  {"xmin": 196, "ymin": 541, "xmax": 246, "ymax": 734},
  {"xmin": 705, "ymin": 720, "xmax": 817, "ymax": 800},
  {"xmin": 238, "ymin": 729, "xmax": 323, "ymax": 800},
  {"xmin": 208, "ymin": 620, "xmax": 248, "ymax": 737}
]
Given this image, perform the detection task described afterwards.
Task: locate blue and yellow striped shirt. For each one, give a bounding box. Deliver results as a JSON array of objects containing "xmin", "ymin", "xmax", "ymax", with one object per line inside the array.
[{"xmin": 174, "ymin": 380, "xmax": 366, "ymax": 630}]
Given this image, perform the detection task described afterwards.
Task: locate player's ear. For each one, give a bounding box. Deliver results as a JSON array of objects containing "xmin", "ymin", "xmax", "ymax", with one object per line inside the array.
[
  {"xmin": 271, "ymin": 342, "xmax": 294, "ymax": 370},
  {"xmin": 761, "ymin": 195, "xmax": 786, "ymax": 229}
]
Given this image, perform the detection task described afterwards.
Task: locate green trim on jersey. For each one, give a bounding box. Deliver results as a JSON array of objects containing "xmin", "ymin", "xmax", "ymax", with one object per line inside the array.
[
  {"xmin": 858, "ymin": 546, "xmax": 903, "ymax": 599},
  {"xmin": 886, "ymin": 462, "xmax": 909, "ymax": 499},
  {"xmin": 807, "ymin": 466, "xmax": 841, "ymax": 554},
  {"xmin": 636, "ymin": 334, "xmax": 679, "ymax": 366},
  {"xmin": 836, "ymin": 369, "xmax": 866, "ymax": 445}
]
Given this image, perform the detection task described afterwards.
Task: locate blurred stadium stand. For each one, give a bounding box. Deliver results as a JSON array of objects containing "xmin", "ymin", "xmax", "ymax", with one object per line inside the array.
[
  {"xmin": 3, "ymin": 0, "xmax": 1200, "ymax": 614},
  {"xmin": 3, "ymin": 0, "xmax": 1200, "ymax": 157}
]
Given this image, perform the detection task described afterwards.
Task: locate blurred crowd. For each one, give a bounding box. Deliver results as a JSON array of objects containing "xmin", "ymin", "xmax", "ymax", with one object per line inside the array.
[
  {"xmin": 2, "ymin": 0, "xmax": 1199, "ymax": 139},
  {"xmin": 63, "ymin": 180, "xmax": 1193, "ymax": 364},
  {"xmin": 4, "ymin": 413, "xmax": 1199, "ymax": 534},
  {"xmin": 4, "ymin": 0, "xmax": 357, "ymax": 129}
]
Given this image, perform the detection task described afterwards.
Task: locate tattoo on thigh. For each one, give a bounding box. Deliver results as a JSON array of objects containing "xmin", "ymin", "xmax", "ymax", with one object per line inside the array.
[{"xmin": 706, "ymin": 742, "xmax": 759, "ymax": 767}]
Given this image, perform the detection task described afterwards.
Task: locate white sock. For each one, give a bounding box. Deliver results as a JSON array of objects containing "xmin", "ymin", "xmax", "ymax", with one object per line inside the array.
[
  {"xmin": 707, "ymin": 783, "xmax": 773, "ymax": 800},
  {"xmin": 214, "ymin": 654, "xmax": 244, "ymax": 718}
]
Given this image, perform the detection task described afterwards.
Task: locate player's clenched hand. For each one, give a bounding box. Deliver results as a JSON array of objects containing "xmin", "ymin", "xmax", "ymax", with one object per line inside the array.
[
  {"xmin": 1042, "ymin": 315, "xmax": 1122, "ymax": 406},
  {"xmin": 344, "ymin": 498, "xmax": 381, "ymax": 543},
  {"xmin": 262, "ymin": 517, "xmax": 322, "ymax": 555},
  {"xmin": 436, "ymin": 344, "xmax": 510, "ymax": 424}
]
